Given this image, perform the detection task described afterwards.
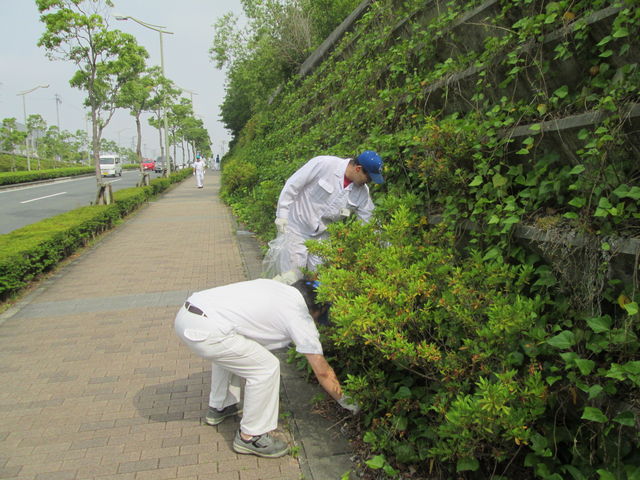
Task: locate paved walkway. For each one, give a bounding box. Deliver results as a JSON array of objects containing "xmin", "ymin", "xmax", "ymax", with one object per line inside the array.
[{"xmin": 0, "ymin": 172, "xmax": 353, "ymax": 480}]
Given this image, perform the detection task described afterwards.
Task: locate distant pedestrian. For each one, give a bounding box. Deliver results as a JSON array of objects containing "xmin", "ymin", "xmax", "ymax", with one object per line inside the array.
[
  {"xmin": 214, "ymin": 154, "xmax": 221, "ymax": 171},
  {"xmin": 173, "ymin": 279, "xmax": 359, "ymax": 458},
  {"xmin": 193, "ymin": 155, "xmax": 206, "ymax": 188}
]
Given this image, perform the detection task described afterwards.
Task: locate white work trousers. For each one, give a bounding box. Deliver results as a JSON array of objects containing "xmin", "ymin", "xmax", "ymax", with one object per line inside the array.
[
  {"xmin": 174, "ymin": 307, "xmax": 280, "ymax": 436},
  {"xmin": 195, "ymin": 171, "xmax": 205, "ymax": 188},
  {"xmin": 285, "ymin": 229, "xmax": 326, "ymax": 275}
]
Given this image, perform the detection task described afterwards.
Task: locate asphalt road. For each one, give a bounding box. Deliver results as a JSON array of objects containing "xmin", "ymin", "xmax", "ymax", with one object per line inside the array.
[{"xmin": 0, "ymin": 170, "xmax": 161, "ymax": 235}]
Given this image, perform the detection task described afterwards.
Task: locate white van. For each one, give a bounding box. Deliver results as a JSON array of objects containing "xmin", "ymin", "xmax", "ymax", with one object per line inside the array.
[{"xmin": 99, "ymin": 154, "xmax": 123, "ymax": 177}]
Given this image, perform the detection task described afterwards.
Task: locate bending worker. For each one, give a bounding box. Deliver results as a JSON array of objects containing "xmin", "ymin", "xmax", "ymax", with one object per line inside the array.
[
  {"xmin": 174, "ymin": 279, "xmax": 359, "ymax": 458},
  {"xmin": 273, "ymin": 150, "xmax": 384, "ymax": 282}
]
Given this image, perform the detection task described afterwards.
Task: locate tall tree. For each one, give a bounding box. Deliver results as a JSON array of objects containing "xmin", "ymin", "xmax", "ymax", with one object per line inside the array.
[
  {"xmin": 0, "ymin": 118, "xmax": 27, "ymax": 170},
  {"xmin": 147, "ymin": 78, "xmax": 180, "ymax": 161},
  {"xmin": 116, "ymin": 65, "xmax": 162, "ymax": 165},
  {"xmin": 26, "ymin": 114, "xmax": 47, "ymax": 169},
  {"xmin": 37, "ymin": 0, "xmax": 148, "ymax": 203},
  {"xmin": 210, "ymin": 0, "xmax": 361, "ymax": 142}
]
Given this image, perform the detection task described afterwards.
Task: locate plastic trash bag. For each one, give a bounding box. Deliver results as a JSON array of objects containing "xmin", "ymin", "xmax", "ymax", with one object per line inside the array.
[{"xmin": 262, "ymin": 233, "xmax": 294, "ymax": 279}]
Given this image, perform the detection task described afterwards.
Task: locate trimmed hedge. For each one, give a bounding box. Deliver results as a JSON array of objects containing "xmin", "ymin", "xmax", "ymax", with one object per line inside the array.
[
  {"xmin": 0, "ymin": 168, "xmax": 191, "ymax": 301},
  {"xmin": 0, "ymin": 167, "xmax": 95, "ymax": 186}
]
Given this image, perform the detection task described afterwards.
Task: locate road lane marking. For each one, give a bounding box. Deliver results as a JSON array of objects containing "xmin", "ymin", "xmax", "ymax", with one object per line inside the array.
[{"xmin": 21, "ymin": 192, "xmax": 67, "ymax": 204}]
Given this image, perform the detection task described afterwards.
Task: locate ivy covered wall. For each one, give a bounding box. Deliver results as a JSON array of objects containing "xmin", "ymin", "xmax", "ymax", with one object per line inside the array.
[{"xmin": 221, "ymin": 0, "xmax": 639, "ymax": 478}]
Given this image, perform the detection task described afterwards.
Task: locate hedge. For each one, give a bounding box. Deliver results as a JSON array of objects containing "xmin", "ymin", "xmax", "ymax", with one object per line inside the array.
[{"xmin": 0, "ymin": 167, "xmax": 95, "ymax": 186}]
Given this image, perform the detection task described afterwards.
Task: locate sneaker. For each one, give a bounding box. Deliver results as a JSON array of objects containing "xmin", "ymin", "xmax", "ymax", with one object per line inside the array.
[
  {"xmin": 233, "ymin": 429, "xmax": 289, "ymax": 458},
  {"xmin": 205, "ymin": 404, "xmax": 242, "ymax": 426}
]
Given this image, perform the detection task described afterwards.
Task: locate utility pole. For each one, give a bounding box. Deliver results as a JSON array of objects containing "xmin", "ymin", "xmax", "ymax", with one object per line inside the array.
[
  {"xmin": 54, "ymin": 94, "xmax": 62, "ymax": 164},
  {"xmin": 54, "ymin": 94, "xmax": 62, "ymax": 130}
]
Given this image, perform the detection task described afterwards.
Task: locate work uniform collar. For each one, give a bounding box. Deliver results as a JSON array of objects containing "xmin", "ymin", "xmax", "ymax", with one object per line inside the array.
[{"xmin": 336, "ymin": 158, "xmax": 351, "ymax": 190}]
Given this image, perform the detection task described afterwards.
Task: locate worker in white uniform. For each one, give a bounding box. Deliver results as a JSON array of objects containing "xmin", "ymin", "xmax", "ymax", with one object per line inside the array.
[
  {"xmin": 193, "ymin": 155, "xmax": 206, "ymax": 188},
  {"xmin": 272, "ymin": 150, "xmax": 384, "ymax": 282},
  {"xmin": 174, "ymin": 278, "xmax": 359, "ymax": 458}
]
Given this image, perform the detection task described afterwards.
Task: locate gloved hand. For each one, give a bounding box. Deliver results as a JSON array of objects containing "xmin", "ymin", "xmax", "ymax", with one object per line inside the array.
[
  {"xmin": 338, "ymin": 395, "xmax": 360, "ymax": 415},
  {"xmin": 275, "ymin": 217, "xmax": 288, "ymax": 234},
  {"xmin": 272, "ymin": 270, "xmax": 301, "ymax": 285}
]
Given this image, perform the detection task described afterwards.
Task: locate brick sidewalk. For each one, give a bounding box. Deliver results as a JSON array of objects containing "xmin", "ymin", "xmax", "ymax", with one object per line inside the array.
[{"xmin": 0, "ymin": 173, "xmax": 303, "ymax": 480}]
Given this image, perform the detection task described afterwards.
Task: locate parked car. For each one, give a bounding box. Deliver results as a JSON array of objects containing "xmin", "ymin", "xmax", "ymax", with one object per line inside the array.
[
  {"xmin": 141, "ymin": 159, "xmax": 155, "ymax": 170},
  {"xmin": 99, "ymin": 154, "xmax": 122, "ymax": 177}
]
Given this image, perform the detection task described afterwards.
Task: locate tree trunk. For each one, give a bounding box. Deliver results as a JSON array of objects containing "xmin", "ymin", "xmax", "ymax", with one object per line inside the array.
[{"xmin": 135, "ymin": 115, "xmax": 143, "ymax": 163}]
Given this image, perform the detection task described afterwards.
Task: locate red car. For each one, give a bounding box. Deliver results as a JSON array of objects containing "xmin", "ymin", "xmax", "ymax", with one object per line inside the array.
[{"xmin": 141, "ymin": 159, "xmax": 155, "ymax": 171}]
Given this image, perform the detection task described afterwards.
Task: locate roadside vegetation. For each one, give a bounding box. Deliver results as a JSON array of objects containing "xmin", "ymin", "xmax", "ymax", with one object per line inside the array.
[
  {"xmin": 0, "ymin": 167, "xmax": 191, "ymax": 304},
  {"xmin": 216, "ymin": 0, "xmax": 640, "ymax": 478}
]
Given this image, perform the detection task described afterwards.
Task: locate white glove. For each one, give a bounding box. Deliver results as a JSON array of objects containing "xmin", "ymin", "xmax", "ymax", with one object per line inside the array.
[
  {"xmin": 275, "ymin": 217, "xmax": 288, "ymax": 234},
  {"xmin": 338, "ymin": 395, "xmax": 360, "ymax": 415},
  {"xmin": 272, "ymin": 270, "xmax": 301, "ymax": 285}
]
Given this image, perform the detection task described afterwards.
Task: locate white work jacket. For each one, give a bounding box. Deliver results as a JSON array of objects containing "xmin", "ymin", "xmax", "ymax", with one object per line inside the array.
[
  {"xmin": 182, "ymin": 279, "xmax": 323, "ymax": 354},
  {"xmin": 276, "ymin": 156, "xmax": 374, "ymax": 238},
  {"xmin": 193, "ymin": 160, "xmax": 205, "ymax": 173}
]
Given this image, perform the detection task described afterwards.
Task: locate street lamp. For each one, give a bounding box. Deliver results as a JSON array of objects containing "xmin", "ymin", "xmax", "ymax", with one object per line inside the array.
[
  {"xmin": 115, "ymin": 15, "xmax": 173, "ymax": 176},
  {"xmin": 16, "ymin": 84, "xmax": 49, "ymax": 171},
  {"xmin": 176, "ymin": 84, "xmax": 198, "ymax": 106}
]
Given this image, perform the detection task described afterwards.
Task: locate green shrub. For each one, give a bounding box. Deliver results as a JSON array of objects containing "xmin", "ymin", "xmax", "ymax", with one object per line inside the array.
[
  {"xmin": 0, "ymin": 167, "xmax": 94, "ymax": 185},
  {"xmin": 221, "ymin": 157, "xmax": 260, "ymax": 198}
]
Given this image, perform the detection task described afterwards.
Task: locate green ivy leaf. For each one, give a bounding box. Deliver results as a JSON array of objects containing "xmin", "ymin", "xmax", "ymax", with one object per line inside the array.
[
  {"xmin": 457, "ymin": 457, "xmax": 479, "ymax": 472},
  {"xmin": 492, "ymin": 173, "xmax": 507, "ymax": 188},
  {"xmin": 575, "ymin": 358, "xmax": 596, "ymax": 375},
  {"xmin": 586, "ymin": 316, "xmax": 612, "ymax": 333},
  {"xmin": 598, "ymin": 197, "xmax": 613, "ymax": 209},
  {"xmin": 612, "ymin": 27, "xmax": 629, "ymax": 38},
  {"xmin": 568, "ymin": 164, "xmax": 585, "ymax": 175},
  {"xmin": 612, "ymin": 411, "xmax": 635, "ymax": 427},
  {"xmin": 613, "ymin": 183, "xmax": 640, "ymax": 200},
  {"xmin": 623, "ymin": 301, "xmax": 638, "ymax": 315},
  {"xmin": 366, "ymin": 455, "xmax": 386, "ymax": 469},
  {"xmin": 469, "ymin": 175, "xmax": 483, "ymax": 187},
  {"xmin": 586, "ymin": 384, "xmax": 603, "ymax": 400},
  {"xmin": 394, "ymin": 386, "xmax": 412, "ymax": 399},
  {"xmin": 553, "ymin": 85, "xmax": 569, "ymax": 98},
  {"xmin": 363, "ymin": 431, "xmax": 377, "ymax": 444},
  {"xmin": 582, "ymin": 406, "xmax": 608, "ymax": 423},
  {"xmin": 547, "ymin": 330, "xmax": 576, "ymax": 349},
  {"xmin": 546, "ymin": 375, "xmax": 563, "ymax": 386},
  {"xmin": 568, "ymin": 197, "xmax": 586, "ymax": 208},
  {"xmin": 597, "ymin": 469, "xmax": 616, "ymax": 480}
]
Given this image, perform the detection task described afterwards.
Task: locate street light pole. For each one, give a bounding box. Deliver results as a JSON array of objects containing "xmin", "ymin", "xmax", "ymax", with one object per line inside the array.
[
  {"xmin": 115, "ymin": 15, "xmax": 173, "ymax": 176},
  {"xmin": 16, "ymin": 84, "xmax": 49, "ymax": 171}
]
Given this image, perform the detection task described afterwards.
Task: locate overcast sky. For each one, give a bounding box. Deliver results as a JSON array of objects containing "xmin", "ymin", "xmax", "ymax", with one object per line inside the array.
[{"xmin": 0, "ymin": 0, "xmax": 245, "ymax": 160}]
